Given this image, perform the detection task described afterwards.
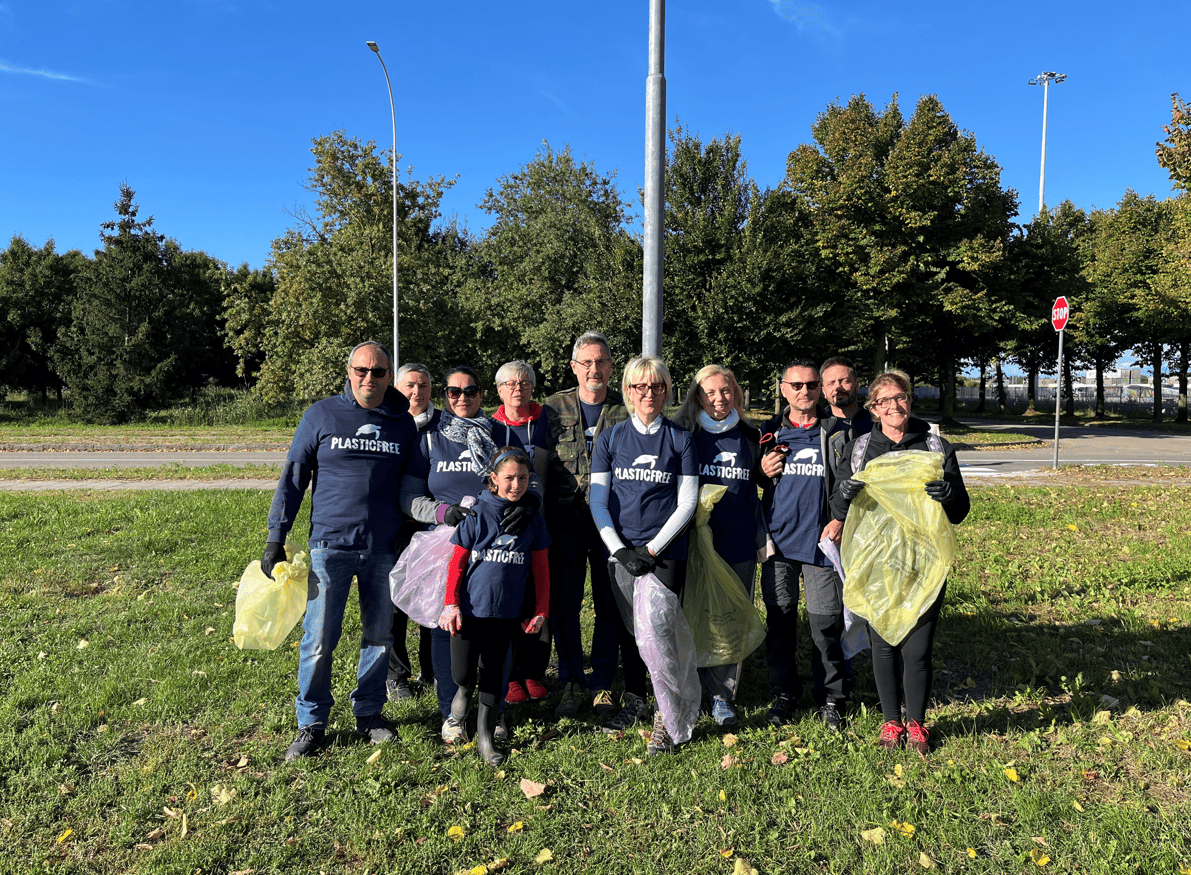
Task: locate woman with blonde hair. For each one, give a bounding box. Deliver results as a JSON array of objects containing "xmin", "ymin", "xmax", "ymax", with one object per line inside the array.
[
  {"xmin": 674, "ymin": 365, "xmax": 766, "ymax": 727},
  {"xmin": 590, "ymin": 355, "xmax": 698, "ymax": 753}
]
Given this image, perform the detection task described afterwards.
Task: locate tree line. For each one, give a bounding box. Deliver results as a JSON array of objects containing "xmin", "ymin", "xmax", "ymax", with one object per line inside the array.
[{"xmin": 3, "ymin": 92, "xmax": 1189, "ymax": 423}]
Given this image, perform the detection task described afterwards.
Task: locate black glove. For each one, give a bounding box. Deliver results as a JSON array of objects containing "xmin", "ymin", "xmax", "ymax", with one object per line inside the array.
[
  {"xmin": 501, "ymin": 504, "xmax": 533, "ymax": 536},
  {"xmin": 613, "ymin": 547, "xmax": 651, "ymax": 577},
  {"xmin": 443, "ymin": 503, "xmax": 475, "ymax": 527},
  {"xmin": 924, "ymin": 480, "xmax": 953, "ymax": 503},
  {"xmin": 261, "ymin": 541, "xmax": 286, "ymax": 579},
  {"xmin": 633, "ymin": 545, "xmax": 665, "ymax": 572},
  {"xmin": 838, "ymin": 479, "xmax": 865, "ymax": 501}
]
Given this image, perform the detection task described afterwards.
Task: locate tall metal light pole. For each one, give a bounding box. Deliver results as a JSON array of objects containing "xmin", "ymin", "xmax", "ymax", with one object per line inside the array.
[
  {"xmin": 642, "ymin": 0, "xmax": 666, "ymax": 357},
  {"xmin": 366, "ymin": 40, "xmax": 400, "ymax": 365},
  {"xmin": 1028, "ymin": 71, "xmax": 1067, "ymax": 215}
]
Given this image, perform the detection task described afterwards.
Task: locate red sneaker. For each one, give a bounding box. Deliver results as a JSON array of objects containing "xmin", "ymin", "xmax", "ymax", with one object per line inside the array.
[
  {"xmin": 524, "ymin": 678, "xmax": 549, "ymax": 700},
  {"xmin": 878, "ymin": 720, "xmax": 906, "ymax": 750},
  {"xmin": 504, "ymin": 680, "xmax": 528, "ymax": 705},
  {"xmin": 905, "ymin": 720, "xmax": 930, "ymax": 754}
]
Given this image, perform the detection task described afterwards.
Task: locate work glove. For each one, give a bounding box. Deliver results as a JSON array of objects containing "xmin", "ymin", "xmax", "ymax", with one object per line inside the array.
[
  {"xmin": 837, "ymin": 479, "xmax": 865, "ymax": 501},
  {"xmin": 500, "ymin": 493, "xmax": 541, "ymax": 536},
  {"xmin": 633, "ymin": 545, "xmax": 666, "ymax": 572},
  {"xmin": 442, "ymin": 503, "xmax": 475, "ymax": 527},
  {"xmin": 924, "ymin": 479, "xmax": 953, "ymax": 503},
  {"xmin": 261, "ymin": 541, "xmax": 286, "ymax": 580},
  {"xmin": 613, "ymin": 547, "xmax": 651, "ymax": 577}
]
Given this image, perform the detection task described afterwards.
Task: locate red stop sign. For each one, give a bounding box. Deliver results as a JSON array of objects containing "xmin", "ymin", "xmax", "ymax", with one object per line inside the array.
[{"xmin": 1051, "ymin": 296, "xmax": 1069, "ymax": 331}]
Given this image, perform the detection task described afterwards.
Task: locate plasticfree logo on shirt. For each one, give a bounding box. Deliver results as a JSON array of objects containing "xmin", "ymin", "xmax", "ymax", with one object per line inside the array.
[
  {"xmin": 614, "ymin": 453, "xmax": 672, "ymax": 483},
  {"xmin": 329, "ymin": 423, "xmax": 402, "ymax": 454},
  {"xmin": 436, "ymin": 448, "xmax": 479, "ymax": 474},
  {"xmin": 700, "ymin": 450, "xmax": 750, "ymax": 481},
  {"xmin": 782, "ymin": 447, "xmax": 824, "ymax": 477},
  {"xmin": 476, "ymin": 533, "xmax": 526, "ymax": 565}
]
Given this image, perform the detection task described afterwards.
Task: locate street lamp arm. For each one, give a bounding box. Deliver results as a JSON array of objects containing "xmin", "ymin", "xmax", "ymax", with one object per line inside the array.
[{"xmin": 366, "ymin": 40, "xmax": 400, "ymax": 365}]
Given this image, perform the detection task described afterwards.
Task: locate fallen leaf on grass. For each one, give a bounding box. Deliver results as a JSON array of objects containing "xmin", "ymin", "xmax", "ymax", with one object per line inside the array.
[
  {"xmin": 1092, "ymin": 710, "xmax": 1112, "ymax": 724},
  {"xmin": 507, "ymin": 822, "xmax": 524, "ymax": 834},
  {"xmin": 860, "ymin": 826, "xmax": 886, "ymax": 845},
  {"xmin": 886, "ymin": 773, "xmax": 906, "ymax": 788},
  {"xmin": 533, "ymin": 848, "xmax": 553, "ymax": 864},
  {"xmin": 721, "ymin": 754, "xmax": 739, "ymax": 769},
  {"xmin": 1004, "ymin": 767, "xmax": 1020, "ymax": 783},
  {"xmin": 520, "ymin": 779, "xmax": 546, "ymax": 799},
  {"xmin": 162, "ymin": 806, "xmax": 182, "ymax": 819},
  {"xmin": 967, "ymin": 848, "xmax": 977, "ymax": 859},
  {"xmin": 466, "ymin": 866, "xmax": 489, "ymax": 875},
  {"xmin": 722, "ymin": 733, "xmax": 738, "ymax": 748},
  {"xmin": 718, "ymin": 790, "xmax": 726, "ymax": 802},
  {"xmin": 919, "ymin": 851, "xmax": 935, "ymax": 868},
  {"xmin": 599, "ymin": 762, "xmax": 614, "ymax": 772},
  {"xmin": 56, "ymin": 829, "xmax": 72, "ymax": 844},
  {"xmin": 1030, "ymin": 847, "xmax": 1050, "ymax": 867},
  {"xmin": 890, "ymin": 819, "xmax": 915, "ymax": 838},
  {"xmin": 1176, "ymin": 739, "xmax": 1190, "ymax": 751},
  {"xmin": 448, "ymin": 825, "xmax": 465, "ymax": 841},
  {"xmin": 133, "ymin": 698, "xmax": 148, "ymax": 706},
  {"xmin": 732, "ymin": 860, "xmax": 758, "ymax": 875},
  {"xmin": 770, "ymin": 750, "xmax": 789, "ymax": 765},
  {"xmin": 204, "ymin": 627, "xmax": 216, "ymax": 636},
  {"xmin": 235, "ymin": 755, "xmax": 249, "ymax": 769},
  {"xmin": 1179, "ymin": 865, "xmax": 1191, "ymax": 875},
  {"xmin": 1066, "ymin": 524, "xmax": 1079, "ymax": 532},
  {"xmin": 145, "ymin": 828, "xmax": 165, "ymax": 842},
  {"xmin": 719, "ymin": 848, "xmax": 733, "ymax": 858},
  {"xmin": 59, "ymin": 783, "xmax": 75, "ymax": 795},
  {"xmin": 1073, "ymin": 801, "xmax": 1085, "ymax": 812},
  {"xmin": 181, "ymin": 812, "xmax": 188, "ymax": 837},
  {"xmin": 494, "ymin": 770, "xmax": 506, "ymax": 779},
  {"xmin": 76, "ymin": 639, "xmax": 89, "ymax": 650},
  {"xmin": 366, "ymin": 748, "xmax": 383, "ymax": 765},
  {"xmin": 211, "ymin": 785, "xmax": 236, "ymax": 805}
]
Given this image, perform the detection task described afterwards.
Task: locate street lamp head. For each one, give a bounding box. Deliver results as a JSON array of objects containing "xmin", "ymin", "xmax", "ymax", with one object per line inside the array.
[
  {"xmin": 366, "ymin": 41, "xmax": 380, "ymax": 52},
  {"xmin": 1029, "ymin": 71, "xmax": 1067, "ymax": 86}
]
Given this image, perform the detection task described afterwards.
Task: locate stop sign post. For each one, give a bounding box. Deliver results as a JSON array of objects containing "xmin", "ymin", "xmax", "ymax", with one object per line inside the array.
[{"xmin": 1051, "ymin": 296, "xmax": 1069, "ymax": 468}]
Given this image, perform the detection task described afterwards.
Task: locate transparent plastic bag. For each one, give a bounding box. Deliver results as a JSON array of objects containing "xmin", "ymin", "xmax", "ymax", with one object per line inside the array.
[
  {"xmin": 233, "ymin": 550, "xmax": 309, "ymax": 651},
  {"xmin": 684, "ymin": 484, "xmax": 765, "ymax": 667},
  {"xmin": 632, "ymin": 572, "xmax": 702, "ymax": 745},
  {"xmin": 818, "ymin": 536, "xmax": 869, "ymax": 659},
  {"xmin": 390, "ymin": 497, "xmax": 475, "ymax": 628},
  {"xmin": 841, "ymin": 450, "xmax": 957, "ymax": 646}
]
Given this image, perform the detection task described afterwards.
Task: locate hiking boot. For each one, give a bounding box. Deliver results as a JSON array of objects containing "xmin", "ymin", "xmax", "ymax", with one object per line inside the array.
[
  {"xmin": 591, "ymin": 689, "xmax": 616, "ymax": 719},
  {"xmin": 711, "ymin": 697, "xmax": 737, "ymax": 727},
  {"xmin": 602, "ymin": 692, "xmax": 649, "ymax": 734},
  {"xmin": 767, "ymin": 694, "xmax": 794, "ymax": 727},
  {"xmin": 905, "ymin": 720, "xmax": 930, "ymax": 755},
  {"xmin": 284, "ymin": 725, "xmax": 325, "ymax": 761},
  {"xmin": 554, "ymin": 681, "xmax": 585, "ymax": 719},
  {"xmin": 524, "ymin": 678, "xmax": 549, "ymax": 700},
  {"xmin": 878, "ymin": 720, "xmax": 906, "ymax": 750},
  {"xmin": 441, "ymin": 716, "xmax": 468, "ymax": 744},
  {"xmin": 355, "ymin": 713, "xmax": 395, "ymax": 745},
  {"xmin": 505, "ymin": 680, "xmax": 529, "ymax": 705},
  {"xmin": 647, "ymin": 710, "xmax": 676, "ymax": 755},
  {"xmin": 386, "ymin": 679, "xmax": 413, "ymax": 702},
  {"xmin": 819, "ymin": 702, "xmax": 843, "ymax": 733}
]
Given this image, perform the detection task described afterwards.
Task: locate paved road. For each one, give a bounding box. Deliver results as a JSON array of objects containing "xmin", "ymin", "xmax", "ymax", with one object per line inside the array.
[{"xmin": 0, "ymin": 451, "xmax": 283, "ymax": 468}]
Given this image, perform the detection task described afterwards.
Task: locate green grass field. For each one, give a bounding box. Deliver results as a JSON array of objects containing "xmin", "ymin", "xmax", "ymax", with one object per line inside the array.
[{"xmin": 2, "ymin": 483, "xmax": 1190, "ymax": 874}]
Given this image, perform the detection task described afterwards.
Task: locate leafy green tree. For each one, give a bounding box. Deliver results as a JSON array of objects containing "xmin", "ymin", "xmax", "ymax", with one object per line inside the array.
[
  {"xmin": 1155, "ymin": 193, "xmax": 1191, "ymax": 421},
  {"xmin": 0, "ymin": 236, "xmax": 83, "ymax": 401},
  {"xmin": 227, "ymin": 132, "xmax": 465, "ymax": 400},
  {"xmin": 466, "ymin": 142, "xmax": 642, "ymax": 390},
  {"xmin": 1156, "ymin": 93, "xmax": 1191, "ymax": 192}
]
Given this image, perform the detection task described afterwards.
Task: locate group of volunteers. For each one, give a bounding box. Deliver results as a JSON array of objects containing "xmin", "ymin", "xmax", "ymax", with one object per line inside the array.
[{"xmin": 261, "ymin": 331, "xmax": 969, "ymax": 764}]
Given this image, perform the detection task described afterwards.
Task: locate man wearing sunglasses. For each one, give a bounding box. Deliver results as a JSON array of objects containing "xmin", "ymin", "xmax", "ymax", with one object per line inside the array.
[
  {"xmin": 262, "ymin": 340, "xmax": 417, "ymax": 761},
  {"xmin": 542, "ymin": 331, "xmax": 629, "ymax": 721},
  {"xmin": 758, "ymin": 360, "xmax": 852, "ymax": 732}
]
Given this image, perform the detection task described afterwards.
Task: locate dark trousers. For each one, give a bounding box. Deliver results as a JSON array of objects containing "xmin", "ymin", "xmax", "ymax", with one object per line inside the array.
[
  {"xmin": 548, "ymin": 503, "xmax": 618, "ymax": 689},
  {"xmin": 387, "ymin": 609, "xmax": 434, "ymax": 683},
  {"xmin": 450, "ymin": 617, "xmax": 520, "ymax": 709},
  {"xmin": 868, "ymin": 584, "xmax": 946, "ymax": 723}
]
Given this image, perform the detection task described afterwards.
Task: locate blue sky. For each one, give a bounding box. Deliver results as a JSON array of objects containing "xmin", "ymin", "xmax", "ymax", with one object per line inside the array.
[{"xmin": 1, "ymin": 1, "xmax": 1185, "ymax": 273}]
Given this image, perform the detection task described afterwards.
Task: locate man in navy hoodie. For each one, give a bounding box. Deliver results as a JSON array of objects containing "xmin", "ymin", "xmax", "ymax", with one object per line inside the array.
[{"xmin": 261, "ymin": 341, "xmax": 417, "ymax": 761}]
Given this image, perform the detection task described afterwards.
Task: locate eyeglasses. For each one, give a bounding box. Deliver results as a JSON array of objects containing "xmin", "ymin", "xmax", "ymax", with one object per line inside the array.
[
  {"xmin": 871, "ymin": 393, "xmax": 909, "ymax": 408},
  {"xmin": 351, "ymin": 366, "xmax": 389, "ymax": 379},
  {"xmin": 781, "ymin": 380, "xmax": 821, "ymax": 392},
  {"xmin": 444, "ymin": 385, "xmax": 482, "ymax": 399},
  {"xmin": 629, "ymin": 382, "xmax": 667, "ymax": 396},
  {"xmin": 574, "ymin": 359, "xmax": 611, "ymax": 369},
  {"xmin": 501, "ymin": 380, "xmax": 533, "ymax": 390}
]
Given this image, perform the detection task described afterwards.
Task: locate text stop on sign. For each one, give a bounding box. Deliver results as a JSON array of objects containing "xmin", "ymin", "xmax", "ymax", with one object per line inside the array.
[{"xmin": 1051, "ymin": 296, "xmax": 1069, "ymax": 331}]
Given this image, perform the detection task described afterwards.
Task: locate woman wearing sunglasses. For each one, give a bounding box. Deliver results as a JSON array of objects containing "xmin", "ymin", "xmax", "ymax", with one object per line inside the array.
[
  {"xmin": 829, "ymin": 371, "xmax": 969, "ymax": 754},
  {"xmin": 400, "ymin": 365, "xmax": 533, "ymax": 744},
  {"xmin": 589, "ymin": 355, "xmax": 698, "ymax": 754}
]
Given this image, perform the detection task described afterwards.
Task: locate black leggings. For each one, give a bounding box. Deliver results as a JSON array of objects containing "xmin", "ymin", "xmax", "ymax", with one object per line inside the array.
[
  {"xmin": 868, "ymin": 584, "xmax": 946, "ymax": 724},
  {"xmin": 450, "ymin": 617, "xmax": 519, "ymax": 709}
]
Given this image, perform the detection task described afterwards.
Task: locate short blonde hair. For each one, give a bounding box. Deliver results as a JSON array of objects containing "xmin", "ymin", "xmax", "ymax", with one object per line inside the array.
[
  {"xmin": 621, "ymin": 355, "xmax": 672, "ymax": 415},
  {"xmin": 865, "ymin": 370, "xmax": 912, "ymax": 410},
  {"xmin": 674, "ymin": 364, "xmax": 747, "ymax": 432}
]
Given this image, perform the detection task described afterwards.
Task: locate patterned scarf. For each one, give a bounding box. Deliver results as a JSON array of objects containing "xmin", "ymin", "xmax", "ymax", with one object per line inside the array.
[{"xmin": 438, "ymin": 410, "xmax": 498, "ymax": 473}]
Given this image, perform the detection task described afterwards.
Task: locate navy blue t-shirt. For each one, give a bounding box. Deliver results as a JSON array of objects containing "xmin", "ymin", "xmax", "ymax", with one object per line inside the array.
[
  {"xmin": 490, "ymin": 416, "xmax": 552, "ymax": 466},
  {"xmin": 580, "ymin": 400, "xmax": 605, "ymax": 454},
  {"xmin": 407, "ymin": 427, "xmax": 526, "ymax": 506},
  {"xmin": 694, "ymin": 426, "xmax": 760, "ymax": 564},
  {"xmin": 763, "ymin": 422, "xmax": 829, "ymax": 565},
  {"xmin": 591, "ymin": 417, "xmax": 698, "ymax": 560},
  {"xmin": 450, "ymin": 490, "xmax": 552, "ymax": 618}
]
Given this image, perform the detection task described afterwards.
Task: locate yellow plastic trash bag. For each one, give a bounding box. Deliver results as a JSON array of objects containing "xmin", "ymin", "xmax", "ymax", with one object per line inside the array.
[
  {"xmin": 841, "ymin": 451, "xmax": 956, "ymax": 646},
  {"xmin": 233, "ymin": 551, "xmax": 309, "ymax": 650},
  {"xmin": 683, "ymin": 484, "xmax": 766, "ymax": 667}
]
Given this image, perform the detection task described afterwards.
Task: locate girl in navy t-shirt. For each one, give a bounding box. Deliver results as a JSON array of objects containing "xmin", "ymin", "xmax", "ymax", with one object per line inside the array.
[{"xmin": 438, "ymin": 448, "xmax": 551, "ymax": 765}]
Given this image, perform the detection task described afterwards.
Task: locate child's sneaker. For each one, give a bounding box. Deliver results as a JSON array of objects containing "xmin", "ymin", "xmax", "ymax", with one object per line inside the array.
[
  {"xmin": 905, "ymin": 720, "xmax": 930, "ymax": 755},
  {"xmin": 878, "ymin": 720, "xmax": 906, "ymax": 750}
]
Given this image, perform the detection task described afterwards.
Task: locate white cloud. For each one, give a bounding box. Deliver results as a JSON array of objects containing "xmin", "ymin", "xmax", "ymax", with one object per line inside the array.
[
  {"xmin": 766, "ymin": 1, "xmax": 844, "ymax": 41},
  {"xmin": 538, "ymin": 89, "xmax": 578, "ymax": 120},
  {"xmin": 0, "ymin": 60, "xmax": 99, "ymax": 85}
]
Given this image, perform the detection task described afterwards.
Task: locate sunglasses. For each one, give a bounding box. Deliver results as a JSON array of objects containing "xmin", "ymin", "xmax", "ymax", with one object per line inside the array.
[
  {"xmin": 781, "ymin": 380, "xmax": 821, "ymax": 392},
  {"xmin": 351, "ymin": 366, "xmax": 389, "ymax": 379},
  {"xmin": 444, "ymin": 385, "xmax": 482, "ymax": 399}
]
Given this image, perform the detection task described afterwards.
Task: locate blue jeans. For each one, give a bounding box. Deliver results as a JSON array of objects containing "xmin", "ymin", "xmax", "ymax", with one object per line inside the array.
[{"xmin": 296, "ymin": 547, "xmax": 396, "ymax": 728}]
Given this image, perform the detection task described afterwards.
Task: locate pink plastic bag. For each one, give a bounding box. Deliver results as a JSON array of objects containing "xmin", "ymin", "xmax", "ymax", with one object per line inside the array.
[
  {"xmin": 390, "ymin": 498, "xmax": 475, "ymax": 628},
  {"xmin": 631, "ymin": 572, "xmax": 702, "ymax": 745}
]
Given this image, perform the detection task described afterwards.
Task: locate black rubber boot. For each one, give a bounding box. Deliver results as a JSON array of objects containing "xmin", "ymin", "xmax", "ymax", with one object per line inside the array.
[
  {"xmin": 451, "ymin": 685, "xmax": 472, "ymax": 734},
  {"xmin": 476, "ymin": 701, "xmax": 505, "ymax": 766}
]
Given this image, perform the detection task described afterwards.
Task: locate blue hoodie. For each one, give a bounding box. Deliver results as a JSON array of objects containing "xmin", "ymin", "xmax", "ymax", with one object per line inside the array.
[{"xmin": 267, "ymin": 383, "xmax": 416, "ymax": 552}]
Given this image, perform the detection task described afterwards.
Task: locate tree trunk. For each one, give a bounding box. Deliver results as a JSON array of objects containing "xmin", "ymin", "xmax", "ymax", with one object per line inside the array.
[
  {"xmin": 943, "ymin": 365, "xmax": 956, "ymax": 423},
  {"xmin": 1095, "ymin": 358, "xmax": 1105, "ymax": 419},
  {"xmin": 1152, "ymin": 345, "xmax": 1164, "ymax": 423},
  {"xmin": 995, "ymin": 358, "xmax": 1007, "ymax": 414},
  {"xmin": 1063, "ymin": 352, "xmax": 1075, "ymax": 417},
  {"xmin": 1178, "ymin": 340, "xmax": 1188, "ymax": 423},
  {"xmin": 975, "ymin": 358, "xmax": 987, "ymax": 413},
  {"xmin": 1026, "ymin": 365, "xmax": 1038, "ymax": 413}
]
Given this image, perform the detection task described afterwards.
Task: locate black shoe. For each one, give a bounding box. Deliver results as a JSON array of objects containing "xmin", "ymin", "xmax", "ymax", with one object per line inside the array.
[
  {"xmin": 284, "ymin": 726, "xmax": 326, "ymax": 761},
  {"xmin": 355, "ymin": 713, "xmax": 396, "ymax": 745},
  {"xmin": 819, "ymin": 702, "xmax": 843, "ymax": 732},
  {"xmin": 768, "ymin": 694, "xmax": 794, "ymax": 727},
  {"xmin": 386, "ymin": 679, "xmax": 414, "ymax": 702}
]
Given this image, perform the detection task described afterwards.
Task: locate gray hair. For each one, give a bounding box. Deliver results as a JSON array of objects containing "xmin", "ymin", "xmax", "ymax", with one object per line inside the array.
[
  {"xmin": 395, "ymin": 362, "xmax": 431, "ymax": 382},
  {"xmin": 346, "ymin": 341, "xmax": 392, "ymax": 370},
  {"xmin": 571, "ymin": 331, "xmax": 611, "ymax": 362},
  {"xmin": 495, "ymin": 359, "xmax": 536, "ymax": 388}
]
